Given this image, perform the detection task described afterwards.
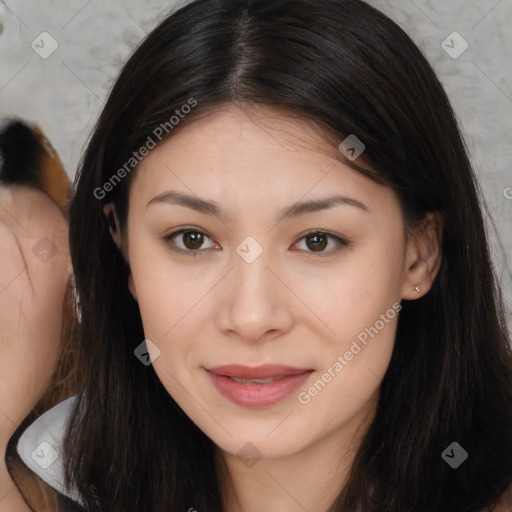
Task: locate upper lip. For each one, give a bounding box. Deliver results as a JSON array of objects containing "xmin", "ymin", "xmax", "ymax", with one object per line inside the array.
[{"xmin": 206, "ymin": 364, "xmax": 313, "ymax": 379}]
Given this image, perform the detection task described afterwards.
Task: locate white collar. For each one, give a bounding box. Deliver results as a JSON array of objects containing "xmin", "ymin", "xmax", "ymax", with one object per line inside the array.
[{"xmin": 16, "ymin": 395, "xmax": 84, "ymax": 506}]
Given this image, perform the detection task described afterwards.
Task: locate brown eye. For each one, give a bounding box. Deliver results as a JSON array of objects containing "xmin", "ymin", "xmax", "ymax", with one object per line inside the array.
[
  {"xmin": 182, "ymin": 231, "xmax": 204, "ymax": 250},
  {"xmin": 163, "ymin": 228, "xmax": 217, "ymax": 255},
  {"xmin": 294, "ymin": 230, "xmax": 348, "ymax": 255},
  {"xmin": 305, "ymin": 233, "xmax": 328, "ymax": 252}
]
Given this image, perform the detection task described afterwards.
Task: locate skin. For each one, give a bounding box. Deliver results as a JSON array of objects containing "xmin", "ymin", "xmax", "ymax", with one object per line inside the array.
[
  {"xmin": 0, "ymin": 185, "xmax": 70, "ymax": 512},
  {"xmin": 118, "ymin": 104, "xmax": 443, "ymax": 512}
]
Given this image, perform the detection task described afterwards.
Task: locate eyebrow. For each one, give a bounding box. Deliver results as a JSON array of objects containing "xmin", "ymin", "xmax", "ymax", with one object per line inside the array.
[{"xmin": 146, "ymin": 190, "xmax": 368, "ymax": 220}]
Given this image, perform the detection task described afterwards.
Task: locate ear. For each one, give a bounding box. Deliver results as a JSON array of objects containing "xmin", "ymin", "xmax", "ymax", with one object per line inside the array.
[
  {"xmin": 103, "ymin": 203, "xmax": 122, "ymax": 249},
  {"xmin": 103, "ymin": 203, "xmax": 138, "ymax": 300},
  {"xmin": 401, "ymin": 211, "xmax": 443, "ymax": 300},
  {"xmin": 128, "ymin": 274, "xmax": 137, "ymax": 300}
]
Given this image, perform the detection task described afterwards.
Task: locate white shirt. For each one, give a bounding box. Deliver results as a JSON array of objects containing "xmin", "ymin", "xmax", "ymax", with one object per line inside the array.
[{"xmin": 16, "ymin": 396, "xmax": 84, "ymax": 506}]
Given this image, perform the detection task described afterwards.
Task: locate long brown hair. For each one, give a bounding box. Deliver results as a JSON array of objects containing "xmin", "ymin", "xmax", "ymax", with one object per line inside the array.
[{"xmin": 66, "ymin": 1, "xmax": 512, "ymax": 510}]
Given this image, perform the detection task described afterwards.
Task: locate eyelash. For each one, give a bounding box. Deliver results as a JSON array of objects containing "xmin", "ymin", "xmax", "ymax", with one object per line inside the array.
[{"xmin": 162, "ymin": 227, "xmax": 349, "ymax": 257}]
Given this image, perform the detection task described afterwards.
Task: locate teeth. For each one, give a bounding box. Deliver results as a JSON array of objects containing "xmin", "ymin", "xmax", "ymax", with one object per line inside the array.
[{"xmin": 230, "ymin": 377, "xmax": 281, "ymax": 385}]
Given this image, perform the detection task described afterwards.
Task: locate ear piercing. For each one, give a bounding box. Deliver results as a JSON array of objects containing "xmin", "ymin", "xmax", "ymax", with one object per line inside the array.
[{"xmin": 414, "ymin": 285, "xmax": 420, "ymax": 293}]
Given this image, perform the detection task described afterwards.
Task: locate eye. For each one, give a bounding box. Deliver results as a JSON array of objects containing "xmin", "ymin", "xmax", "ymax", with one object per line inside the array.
[
  {"xmin": 163, "ymin": 228, "xmax": 218, "ymax": 255},
  {"xmin": 162, "ymin": 228, "xmax": 348, "ymax": 257},
  {"xmin": 292, "ymin": 230, "xmax": 348, "ymax": 255}
]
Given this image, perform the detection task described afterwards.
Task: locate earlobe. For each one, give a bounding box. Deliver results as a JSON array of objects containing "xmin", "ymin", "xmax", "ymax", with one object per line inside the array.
[
  {"xmin": 103, "ymin": 203, "xmax": 122, "ymax": 249},
  {"xmin": 401, "ymin": 211, "xmax": 443, "ymax": 300}
]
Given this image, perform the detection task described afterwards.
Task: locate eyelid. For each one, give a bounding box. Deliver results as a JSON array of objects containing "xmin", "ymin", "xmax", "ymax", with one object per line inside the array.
[
  {"xmin": 161, "ymin": 227, "xmax": 349, "ymax": 256},
  {"xmin": 162, "ymin": 227, "xmax": 218, "ymax": 256},
  {"xmin": 291, "ymin": 230, "xmax": 349, "ymax": 256}
]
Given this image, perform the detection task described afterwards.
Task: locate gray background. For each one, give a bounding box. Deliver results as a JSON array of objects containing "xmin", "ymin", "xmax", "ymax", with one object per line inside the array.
[{"xmin": 1, "ymin": 0, "xmax": 511, "ymax": 330}]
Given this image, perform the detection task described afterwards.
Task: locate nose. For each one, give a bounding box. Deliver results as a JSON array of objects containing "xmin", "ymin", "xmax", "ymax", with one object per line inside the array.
[{"xmin": 215, "ymin": 245, "xmax": 295, "ymax": 343}]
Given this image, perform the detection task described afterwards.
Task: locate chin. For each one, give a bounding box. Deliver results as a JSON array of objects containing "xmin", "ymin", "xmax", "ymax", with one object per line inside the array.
[{"xmin": 208, "ymin": 422, "xmax": 312, "ymax": 462}]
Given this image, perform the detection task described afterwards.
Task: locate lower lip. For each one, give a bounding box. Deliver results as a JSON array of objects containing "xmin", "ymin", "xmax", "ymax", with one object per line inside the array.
[{"xmin": 207, "ymin": 370, "xmax": 313, "ymax": 407}]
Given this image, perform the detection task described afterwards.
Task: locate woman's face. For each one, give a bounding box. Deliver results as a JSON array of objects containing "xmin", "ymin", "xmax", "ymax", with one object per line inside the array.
[{"xmin": 125, "ymin": 105, "xmax": 419, "ymax": 460}]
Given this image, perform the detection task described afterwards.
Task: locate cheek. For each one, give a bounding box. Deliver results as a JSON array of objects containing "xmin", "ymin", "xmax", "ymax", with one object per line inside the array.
[
  {"xmin": 131, "ymin": 257, "xmax": 205, "ymax": 384},
  {"xmin": 290, "ymin": 243, "xmax": 403, "ymax": 408},
  {"xmin": 127, "ymin": 234, "xmax": 192, "ymax": 338},
  {"xmin": 296, "ymin": 309, "xmax": 398, "ymax": 437},
  {"xmin": 135, "ymin": 267, "xmax": 208, "ymax": 343},
  {"xmin": 291, "ymin": 246, "xmax": 404, "ymax": 347}
]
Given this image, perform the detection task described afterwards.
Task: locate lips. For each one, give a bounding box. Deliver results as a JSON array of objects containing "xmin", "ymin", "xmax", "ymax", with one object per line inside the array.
[
  {"xmin": 205, "ymin": 364, "xmax": 313, "ymax": 407},
  {"xmin": 208, "ymin": 364, "xmax": 312, "ymax": 379}
]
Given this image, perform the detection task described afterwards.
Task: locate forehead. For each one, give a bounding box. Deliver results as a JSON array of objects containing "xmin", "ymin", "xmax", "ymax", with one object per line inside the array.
[
  {"xmin": 128, "ymin": 104, "xmax": 400, "ymax": 223},
  {"xmin": 146, "ymin": 104, "xmax": 344, "ymax": 170}
]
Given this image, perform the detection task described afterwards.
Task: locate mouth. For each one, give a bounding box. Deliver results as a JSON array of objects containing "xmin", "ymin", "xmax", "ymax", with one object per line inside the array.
[{"xmin": 205, "ymin": 364, "xmax": 314, "ymax": 407}]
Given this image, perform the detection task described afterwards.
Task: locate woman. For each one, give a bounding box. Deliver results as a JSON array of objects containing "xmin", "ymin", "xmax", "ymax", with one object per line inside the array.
[
  {"xmin": 0, "ymin": 119, "xmax": 77, "ymax": 511},
  {"xmin": 12, "ymin": 0, "xmax": 512, "ymax": 510}
]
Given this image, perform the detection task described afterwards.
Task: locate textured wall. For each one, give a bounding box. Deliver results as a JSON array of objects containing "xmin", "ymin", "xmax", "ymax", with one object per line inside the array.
[{"xmin": 1, "ymin": 0, "xmax": 510, "ymax": 327}]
